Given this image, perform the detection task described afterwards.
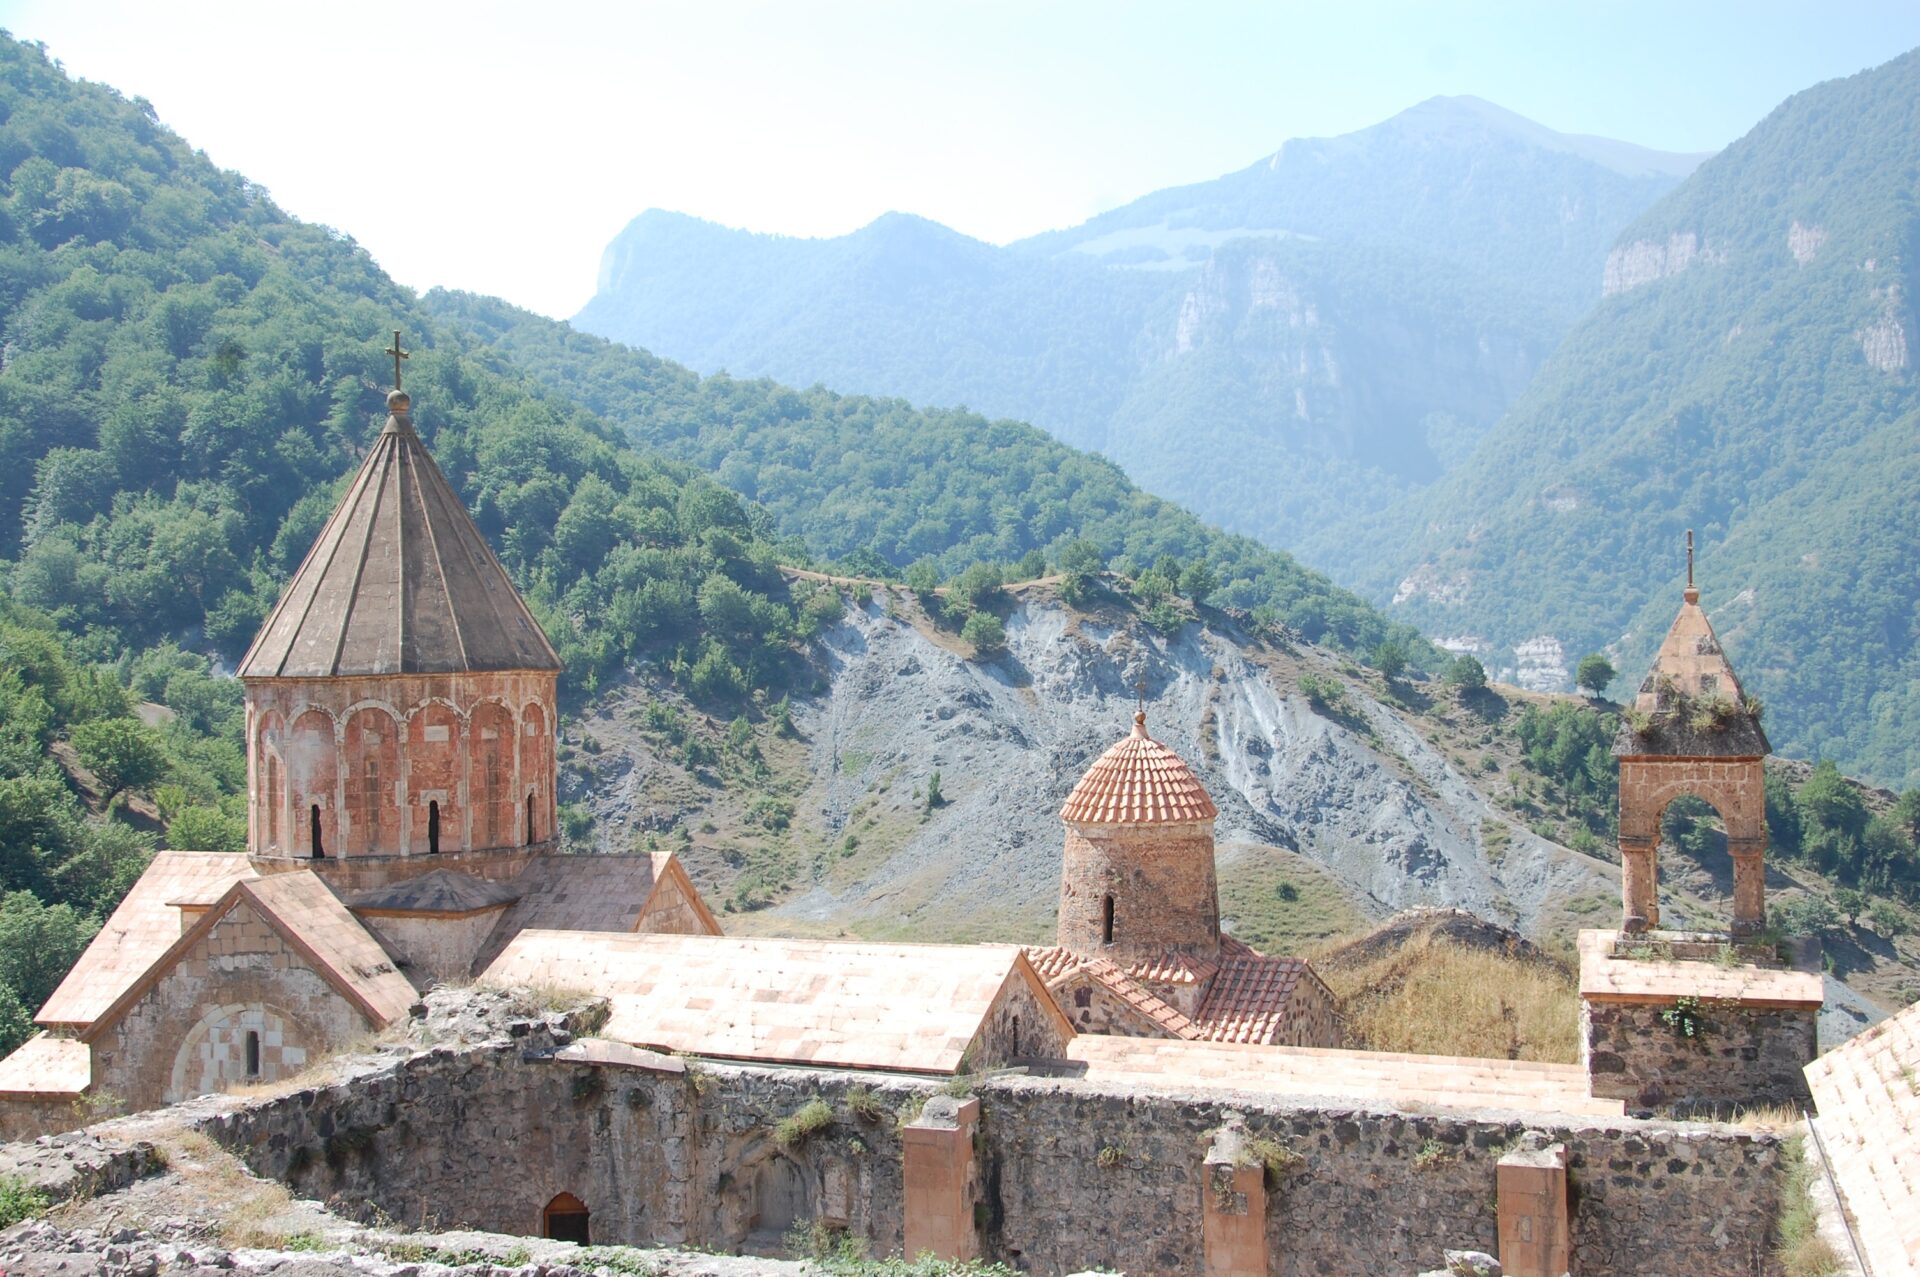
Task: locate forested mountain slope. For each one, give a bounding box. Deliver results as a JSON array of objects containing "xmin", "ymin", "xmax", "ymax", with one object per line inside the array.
[
  {"xmin": 0, "ymin": 33, "xmax": 1418, "ymax": 1043},
  {"xmin": 574, "ymin": 98, "xmax": 1701, "ymax": 559},
  {"xmin": 1353, "ymin": 49, "xmax": 1920, "ymax": 789}
]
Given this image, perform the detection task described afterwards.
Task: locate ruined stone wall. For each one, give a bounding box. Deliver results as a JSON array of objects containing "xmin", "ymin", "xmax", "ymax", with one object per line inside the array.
[
  {"xmin": 203, "ymin": 1036, "xmax": 1786, "ymax": 1276},
  {"xmin": 89, "ymin": 898, "xmax": 374, "ymax": 1111},
  {"xmin": 1583, "ymin": 996, "xmax": 1816, "ymax": 1112},
  {"xmin": 0, "ymin": 1096, "xmax": 78, "ymax": 1145}
]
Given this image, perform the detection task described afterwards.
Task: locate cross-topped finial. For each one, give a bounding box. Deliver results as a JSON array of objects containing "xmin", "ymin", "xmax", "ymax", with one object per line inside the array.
[
  {"xmin": 1135, "ymin": 676, "xmax": 1147, "ymax": 714},
  {"xmin": 385, "ymin": 329, "xmax": 409, "ymax": 392},
  {"xmin": 1686, "ymin": 528, "xmax": 1694, "ymax": 589}
]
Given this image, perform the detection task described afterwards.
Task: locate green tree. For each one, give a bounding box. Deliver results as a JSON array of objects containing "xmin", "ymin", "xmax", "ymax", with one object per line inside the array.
[
  {"xmin": 924, "ymin": 770, "xmax": 945, "ymax": 811},
  {"xmin": 1178, "ymin": 560, "xmax": 1218, "ymax": 604},
  {"xmin": 1868, "ymin": 900, "xmax": 1908, "ymax": 936},
  {"xmin": 1371, "ymin": 640, "xmax": 1407, "ymax": 681},
  {"xmin": 1833, "ymin": 886, "xmax": 1868, "ymax": 928},
  {"xmin": 0, "ymin": 891, "xmax": 98, "ymax": 1015},
  {"xmin": 1575, "ymin": 654, "xmax": 1616, "ymax": 698},
  {"xmin": 961, "ymin": 610, "xmax": 1006, "ymax": 656},
  {"xmin": 1445, "ymin": 654, "xmax": 1487, "ymax": 691},
  {"xmin": 904, "ymin": 557, "xmax": 941, "ymax": 596},
  {"xmin": 1798, "ymin": 761, "xmax": 1868, "ymax": 842},
  {"xmin": 69, "ymin": 719, "xmax": 166, "ymax": 804}
]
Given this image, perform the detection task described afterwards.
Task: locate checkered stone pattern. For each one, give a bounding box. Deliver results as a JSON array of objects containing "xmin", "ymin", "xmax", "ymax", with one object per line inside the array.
[{"xmin": 182, "ymin": 1005, "xmax": 307, "ymax": 1098}]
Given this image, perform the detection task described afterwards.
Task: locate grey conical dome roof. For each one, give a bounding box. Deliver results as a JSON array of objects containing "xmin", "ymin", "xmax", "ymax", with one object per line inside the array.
[{"xmin": 239, "ymin": 394, "xmax": 561, "ymax": 678}]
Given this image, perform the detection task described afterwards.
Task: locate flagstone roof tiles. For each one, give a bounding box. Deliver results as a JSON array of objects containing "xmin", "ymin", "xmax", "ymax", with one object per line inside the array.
[{"xmin": 1804, "ymin": 996, "xmax": 1920, "ymax": 1277}]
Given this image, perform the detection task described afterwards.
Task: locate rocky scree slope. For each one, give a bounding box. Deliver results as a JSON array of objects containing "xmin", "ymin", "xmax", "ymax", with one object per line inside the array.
[{"xmin": 564, "ymin": 588, "xmax": 1616, "ymax": 946}]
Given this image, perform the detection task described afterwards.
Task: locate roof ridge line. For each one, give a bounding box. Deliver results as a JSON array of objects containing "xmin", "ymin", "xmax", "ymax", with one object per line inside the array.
[{"xmin": 328, "ymin": 436, "xmax": 396, "ymax": 677}]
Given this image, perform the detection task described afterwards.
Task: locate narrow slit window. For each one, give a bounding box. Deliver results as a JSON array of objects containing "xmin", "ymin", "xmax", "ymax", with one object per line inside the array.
[
  {"xmin": 1101, "ymin": 895, "xmax": 1115, "ymax": 945},
  {"xmin": 526, "ymin": 792, "xmax": 536, "ymax": 846},
  {"xmin": 310, "ymin": 805, "xmax": 325, "ymax": 859},
  {"xmin": 428, "ymin": 800, "xmax": 441, "ymax": 855},
  {"xmin": 244, "ymin": 1030, "xmax": 261, "ymax": 1078}
]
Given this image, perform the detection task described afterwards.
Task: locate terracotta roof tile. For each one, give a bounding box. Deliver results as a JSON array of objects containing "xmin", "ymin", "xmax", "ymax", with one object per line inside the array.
[
  {"xmin": 1060, "ymin": 713, "xmax": 1217, "ymax": 825},
  {"xmin": 1193, "ymin": 947, "xmax": 1311, "ymax": 1044},
  {"xmin": 1126, "ymin": 950, "xmax": 1218, "ymax": 986},
  {"xmin": 1023, "ymin": 947, "xmax": 1205, "ymax": 1040}
]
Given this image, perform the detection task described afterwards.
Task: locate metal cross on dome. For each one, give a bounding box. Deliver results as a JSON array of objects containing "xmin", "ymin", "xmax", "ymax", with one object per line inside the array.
[
  {"xmin": 1135, "ymin": 676, "xmax": 1147, "ymax": 715},
  {"xmin": 1686, "ymin": 528, "xmax": 1695, "ymax": 589},
  {"xmin": 385, "ymin": 329, "xmax": 409, "ymax": 392}
]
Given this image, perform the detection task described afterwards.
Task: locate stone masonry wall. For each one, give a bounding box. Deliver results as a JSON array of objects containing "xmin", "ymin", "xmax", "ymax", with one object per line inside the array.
[
  {"xmin": 1272, "ymin": 970, "xmax": 1341, "ymax": 1049},
  {"xmin": 1583, "ymin": 996, "xmax": 1817, "ymax": 1113},
  {"xmin": 201, "ymin": 1033, "xmax": 1787, "ymax": 1276},
  {"xmin": 89, "ymin": 896, "xmax": 375, "ymax": 1113}
]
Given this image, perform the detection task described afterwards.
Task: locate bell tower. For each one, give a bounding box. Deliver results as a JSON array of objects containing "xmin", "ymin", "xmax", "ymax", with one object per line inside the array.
[
  {"xmin": 238, "ymin": 333, "xmax": 563, "ymax": 889},
  {"xmin": 1610, "ymin": 534, "xmax": 1770, "ymax": 937},
  {"xmin": 1056, "ymin": 709, "xmax": 1222, "ymax": 962}
]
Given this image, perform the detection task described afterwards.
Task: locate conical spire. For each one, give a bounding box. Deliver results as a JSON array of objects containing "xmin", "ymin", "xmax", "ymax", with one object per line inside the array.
[
  {"xmin": 1614, "ymin": 532, "xmax": 1768, "ymax": 757},
  {"xmin": 239, "ymin": 338, "xmax": 561, "ymax": 679}
]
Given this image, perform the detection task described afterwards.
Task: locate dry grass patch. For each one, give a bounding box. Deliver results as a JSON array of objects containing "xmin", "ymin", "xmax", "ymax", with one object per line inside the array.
[
  {"xmin": 138, "ymin": 1128, "xmax": 298, "ymax": 1249},
  {"xmin": 1317, "ymin": 934, "xmax": 1580, "ymax": 1063}
]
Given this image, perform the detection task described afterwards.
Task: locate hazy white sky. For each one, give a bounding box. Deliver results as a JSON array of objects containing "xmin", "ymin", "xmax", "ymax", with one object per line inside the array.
[{"xmin": 3, "ymin": 1, "xmax": 1916, "ymax": 318}]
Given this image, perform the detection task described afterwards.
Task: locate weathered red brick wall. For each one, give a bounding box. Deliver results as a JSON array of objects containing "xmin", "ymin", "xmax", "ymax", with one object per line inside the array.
[{"xmin": 245, "ymin": 670, "xmax": 557, "ymax": 876}]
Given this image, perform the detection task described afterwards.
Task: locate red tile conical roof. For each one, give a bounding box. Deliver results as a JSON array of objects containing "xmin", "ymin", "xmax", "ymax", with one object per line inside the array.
[{"xmin": 1060, "ymin": 713, "xmax": 1218, "ymax": 825}]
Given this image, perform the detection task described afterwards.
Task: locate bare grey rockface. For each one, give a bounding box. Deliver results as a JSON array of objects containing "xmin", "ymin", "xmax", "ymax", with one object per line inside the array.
[{"xmin": 768, "ymin": 597, "xmax": 1610, "ymax": 939}]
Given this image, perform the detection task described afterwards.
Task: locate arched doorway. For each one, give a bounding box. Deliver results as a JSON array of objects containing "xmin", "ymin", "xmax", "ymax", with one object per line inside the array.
[{"xmin": 542, "ymin": 1192, "xmax": 590, "ymax": 1244}]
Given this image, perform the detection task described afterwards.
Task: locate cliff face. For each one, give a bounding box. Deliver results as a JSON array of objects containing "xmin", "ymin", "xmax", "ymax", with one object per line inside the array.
[{"xmin": 564, "ymin": 592, "xmax": 1615, "ymax": 945}]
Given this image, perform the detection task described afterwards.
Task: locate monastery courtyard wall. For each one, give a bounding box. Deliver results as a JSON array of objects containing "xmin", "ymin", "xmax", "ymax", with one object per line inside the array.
[{"xmin": 174, "ymin": 1011, "xmax": 1787, "ymax": 1276}]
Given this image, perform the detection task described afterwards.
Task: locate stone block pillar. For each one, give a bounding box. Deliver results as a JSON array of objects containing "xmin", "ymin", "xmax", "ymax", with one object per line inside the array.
[
  {"xmin": 1202, "ymin": 1120, "xmax": 1269, "ymax": 1277},
  {"xmin": 902, "ymin": 1095, "xmax": 980, "ymax": 1261},
  {"xmin": 1619, "ymin": 836, "xmax": 1658, "ymax": 933},
  {"xmin": 1497, "ymin": 1137, "xmax": 1569, "ymax": 1277},
  {"xmin": 1729, "ymin": 845, "xmax": 1766, "ymax": 938}
]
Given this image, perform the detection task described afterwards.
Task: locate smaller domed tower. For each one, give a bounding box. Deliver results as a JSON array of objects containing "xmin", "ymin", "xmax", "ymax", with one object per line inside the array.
[
  {"xmin": 1056, "ymin": 711, "xmax": 1221, "ymax": 963},
  {"xmin": 238, "ymin": 353, "xmax": 562, "ymax": 891}
]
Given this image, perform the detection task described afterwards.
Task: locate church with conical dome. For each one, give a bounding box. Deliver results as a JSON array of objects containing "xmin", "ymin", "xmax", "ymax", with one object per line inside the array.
[{"xmin": 0, "ymin": 340, "xmax": 1334, "ymax": 1138}]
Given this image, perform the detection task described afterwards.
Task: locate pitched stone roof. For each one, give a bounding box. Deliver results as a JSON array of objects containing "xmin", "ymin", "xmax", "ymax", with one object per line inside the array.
[
  {"xmin": 486, "ymin": 932, "xmax": 1063, "ymax": 1074},
  {"xmin": 1612, "ymin": 587, "xmax": 1770, "ymax": 758},
  {"xmin": 1805, "ymin": 996, "xmax": 1920, "ymax": 1277},
  {"xmin": 345, "ymin": 868, "xmax": 521, "ymax": 916},
  {"xmin": 0, "ymin": 1034, "xmax": 90, "ymax": 1098},
  {"xmin": 469, "ymin": 852, "xmax": 718, "ymax": 973},
  {"xmin": 37, "ymin": 851, "xmax": 258, "ymax": 1029},
  {"xmin": 239, "ymin": 394, "xmax": 561, "ymax": 679},
  {"xmin": 77, "ymin": 874, "xmax": 418, "ymax": 1040},
  {"xmin": 1060, "ymin": 713, "xmax": 1218, "ymax": 824},
  {"xmin": 1065, "ymin": 1035, "xmax": 1624, "ymax": 1118}
]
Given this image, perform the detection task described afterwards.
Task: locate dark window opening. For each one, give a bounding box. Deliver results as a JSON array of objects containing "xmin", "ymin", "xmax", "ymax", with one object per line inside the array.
[
  {"xmin": 310, "ymin": 805, "xmax": 325, "ymax": 859},
  {"xmin": 1101, "ymin": 895, "xmax": 1115, "ymax": 945},
  {"xmin": 526, "ymin": 792, "xmax": 536, "ymax": 845},
  {"xmin": 428, "ymin": 800, "xmax": 441, "ymax": 855},
  {"xmin": 244, "ymin": 1030, "xmax": 261, "ymax": 1078},
  {"xmin": 1011, "ymin": 1015, "xmax": 1021, "ymax": 1057},
  {"xmin": 543, "ymin": 1193, "xmax": 590, "ymax": 1244}
]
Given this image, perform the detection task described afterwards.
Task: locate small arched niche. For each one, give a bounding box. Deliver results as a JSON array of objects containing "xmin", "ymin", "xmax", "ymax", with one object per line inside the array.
[{"xmin": 542, "ymin": 1192, "xmax": 590, "ymax": 1244}]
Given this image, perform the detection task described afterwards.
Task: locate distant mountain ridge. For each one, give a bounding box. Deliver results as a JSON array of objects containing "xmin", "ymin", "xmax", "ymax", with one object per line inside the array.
[
  {"xmin": 1348, "ymin": 50, "xmax": 1920, "ymax": 787},
  {"xmin": 575, "ymin": 98, "xmax": 1704, "ymax": 563}
]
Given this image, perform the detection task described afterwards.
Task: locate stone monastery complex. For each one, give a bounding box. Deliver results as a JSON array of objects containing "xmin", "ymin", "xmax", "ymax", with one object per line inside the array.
[{"xmin": 1, "ymin": 376, "xmax": 1917, "ymax": 1277}]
